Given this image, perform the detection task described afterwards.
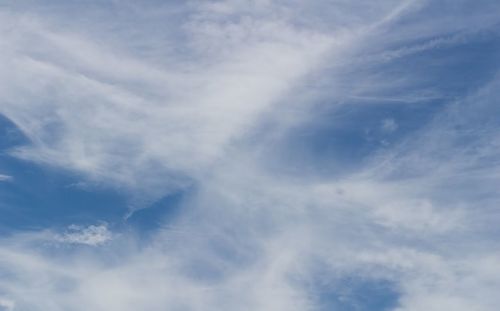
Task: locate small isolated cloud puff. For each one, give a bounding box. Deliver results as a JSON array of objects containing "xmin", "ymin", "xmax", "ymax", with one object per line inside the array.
[
  {"xmin": 381, "ymin": 118, "xmax": 398, "ymax": 133},
  {"xmin": 54, "ymin": 224, "xmax": 112, "ymax": 246}
]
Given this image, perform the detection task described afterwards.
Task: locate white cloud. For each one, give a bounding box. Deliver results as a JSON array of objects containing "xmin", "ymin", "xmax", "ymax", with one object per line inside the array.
[
  {"xmin": 0, "ymin": 6, "xmax": 334, "ymax": 205},
  {"xmin": 0, "ymin": 1, "xmax": 499, "ymax": 311},
  {"xmin": 53, "ymin": 224, "xmax": 112, "ymax": 246}
]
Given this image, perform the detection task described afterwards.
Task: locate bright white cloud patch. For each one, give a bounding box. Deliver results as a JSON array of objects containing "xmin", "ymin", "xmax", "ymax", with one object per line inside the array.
[{"xmin": 0, "ymin": 0, "xmax": 499, "ymax": 311}]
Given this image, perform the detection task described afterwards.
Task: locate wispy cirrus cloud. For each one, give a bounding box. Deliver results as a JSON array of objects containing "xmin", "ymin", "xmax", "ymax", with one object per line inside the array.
[
  {"xmin": 0, "ymin": 3, "xmax": 334, "ymax": 204},
  {"xmin": 0, "ymin": 0, "xmax": 499, "ymax": 310}
]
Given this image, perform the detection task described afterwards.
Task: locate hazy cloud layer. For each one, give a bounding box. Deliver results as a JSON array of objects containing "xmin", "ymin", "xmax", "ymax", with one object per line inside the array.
[{"xmin": 0, "ymin": 1, "xmax": 499, "ymax": 310}]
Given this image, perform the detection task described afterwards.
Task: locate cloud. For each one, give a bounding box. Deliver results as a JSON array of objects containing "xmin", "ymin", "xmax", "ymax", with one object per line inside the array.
[
  {"xmin": 0, "ymin": 298, "xmax": 14, "ymax": 311},
  {"xmin": 382, "ymin": 118, "xmax": 398, "ymax": 133},
  {"xmin": 0, "ymin": 175, "xmax": 12, "ymax": 182},
  {"xmin": 53, "ymin": 224, "xmax": 112, "ymax": 246},
  {"xmin": 0, "ymin": 1, "xmax": 499, "ymax": 311},
  {"xmin": 0, "ymin": 5, "xmax": 336, "ymax": 206}
]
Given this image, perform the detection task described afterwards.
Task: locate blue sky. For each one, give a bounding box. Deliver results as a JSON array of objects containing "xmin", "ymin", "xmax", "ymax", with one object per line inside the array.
[{"xmin": 0, "ymin": 1, "xmax": 500, "ymax": 310}]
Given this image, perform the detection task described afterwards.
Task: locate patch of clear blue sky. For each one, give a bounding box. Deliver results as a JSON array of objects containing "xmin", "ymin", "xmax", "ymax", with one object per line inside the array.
[
  {"xmin": 298, "ymin": 260, "xmax": 400, "ymax": 311},
  {"xmin": 316, "ymin": 277, "xmax": 399, "ymax": 311}
]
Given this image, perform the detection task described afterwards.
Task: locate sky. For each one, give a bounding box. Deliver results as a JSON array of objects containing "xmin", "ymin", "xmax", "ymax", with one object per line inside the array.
[{"xmin": 0, "ymin": 0, "xmax": 499, "ymax": 310}]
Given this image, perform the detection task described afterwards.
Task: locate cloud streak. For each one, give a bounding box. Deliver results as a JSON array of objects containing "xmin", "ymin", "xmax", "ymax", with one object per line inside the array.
[{"xmin": 0, "ymin": 175, "xmax": 12, "ymax": 182}]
